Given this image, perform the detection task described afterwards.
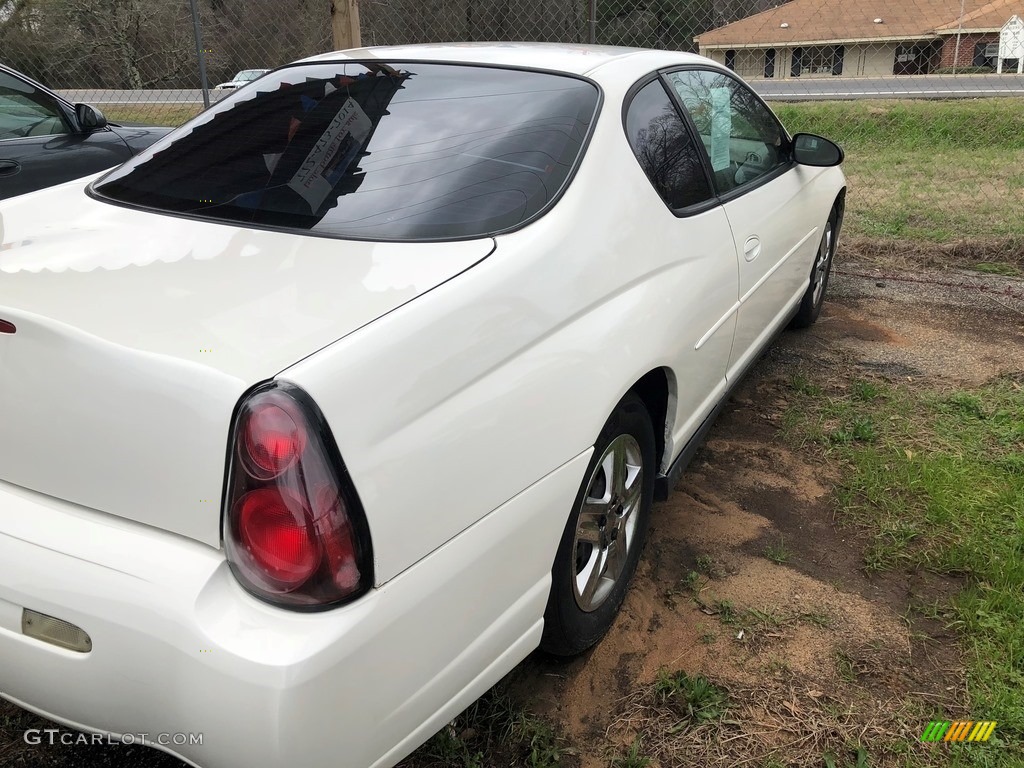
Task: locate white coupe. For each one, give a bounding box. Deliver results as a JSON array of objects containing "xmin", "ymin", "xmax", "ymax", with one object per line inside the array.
[{"xmin": 0, "ymin": 43, "xmax": 845, "ymax": 768}]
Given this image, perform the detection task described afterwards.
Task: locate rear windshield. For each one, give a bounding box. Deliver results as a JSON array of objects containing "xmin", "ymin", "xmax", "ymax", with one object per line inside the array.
[{"xmin": 92, "ymin": 62, "xmax": 600, "ymax": 241}]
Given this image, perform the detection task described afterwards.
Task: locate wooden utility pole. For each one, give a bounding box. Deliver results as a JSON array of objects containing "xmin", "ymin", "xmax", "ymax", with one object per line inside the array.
[{"xmin": 331, "ymin": 0, "xmax": 362, "ymax": 51}]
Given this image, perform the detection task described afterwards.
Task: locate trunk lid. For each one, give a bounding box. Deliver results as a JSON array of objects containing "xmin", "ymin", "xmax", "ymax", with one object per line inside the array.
[{"xmin": 0, "ymin": 181, "xmax": 493, "ymax": 547}]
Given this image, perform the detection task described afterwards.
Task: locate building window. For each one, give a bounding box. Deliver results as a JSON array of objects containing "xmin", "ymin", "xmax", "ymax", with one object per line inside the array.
[
  {"xmin": 764, "ymin": 48, "xmax": 777, "ymax": 78},
  {"xmin": 793, "ymin": 45, "xmax": 845, "ymax": 76},
  {"xmin": 974, "ymin": 41, "xmax": 999, "ymax": 68},
  {"xmin": 895, "ymin": 41, "xmax": 941, "ymax": 75},
  {"xmin": 725, "ymin": 50, "xmax": 736, "ymax": 71}
]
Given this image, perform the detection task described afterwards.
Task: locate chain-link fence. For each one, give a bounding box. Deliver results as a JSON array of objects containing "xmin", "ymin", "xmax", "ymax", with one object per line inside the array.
[
  {"xmin": 2, "ymin": 0, "xmax": 1023, "ymax": 251},
  {"xmin": 1, "ymin": 0, "xmax": 332, "ymax": 124}
]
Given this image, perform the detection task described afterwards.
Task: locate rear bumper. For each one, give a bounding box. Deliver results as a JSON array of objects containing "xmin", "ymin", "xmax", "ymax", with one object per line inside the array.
[{"xmin": 0, "ymin": 450, "xmax": 588, "ymax": 768}]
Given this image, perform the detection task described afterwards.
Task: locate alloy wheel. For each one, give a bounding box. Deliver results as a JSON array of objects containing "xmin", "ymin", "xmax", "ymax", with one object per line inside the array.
[
  {"xmin": 572, "ymin": 434, "xmax": 644, "ymax": 612},
  {"xmin": 812, "ymin": 220, "xmax": 835, "ymax": 307}
]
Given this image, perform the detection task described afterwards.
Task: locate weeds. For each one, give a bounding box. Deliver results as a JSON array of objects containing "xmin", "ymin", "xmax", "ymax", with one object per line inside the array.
[
  {"xmin": 763, "ymin": 537, "xmax": 791, "ymax": 564},
  {"xmin": 786, "ymin": 374, "xmax": 1024, "ymax": 759},
  {"xmin": 823, "ymin": 746, "xmax": 870, "ymax": 768},
  {"xmin": 834, "ymin": 650, "xmax": 857, "ymax": 684},
  {"xmin": 799, "ymin": 611, "xmax": 834, "ymax": 629},
  {"xmin": 610, "ymin": 739, "xmax": 651, "ymax": 768},
  {"xmin": 970, "ymin": 261, "xmax": 1021, "ymax": 277},
  {"xmin": 653, "ymin": 670, "xmax": 729, "ymax": 725},
  {"xmin": 852, "ymin": 381, "xmax": 883, "ymax": 402},
  {"xmin": 410, "ymin": 687, "xmax": 567, "ymax": 768},
  {"xmin": 713, "ymin": 599, "xmax": 736, "ymax": 624},
  {"xmin": 694, "ymin": 554, "xmax": 717, "ymax": 575},
  {"xmin": 681, "ymin": 570, "xmax": 701, "ymax": 591},
  {"xmin": 791, "ymin": 373, "xmax": 824, "ymax": 397},
  {"xmin": 830, "ymin": 416, "xmax": 877, "ymax": 445}
]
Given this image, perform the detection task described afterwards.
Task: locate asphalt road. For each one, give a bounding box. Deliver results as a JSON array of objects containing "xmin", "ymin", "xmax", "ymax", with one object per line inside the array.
[
  {"xmin": 58, "ymin": 72, "xmax": 1024, "ymax": 108},
  {"xmin": 754, "ymin": 73, "xmax": 1024, "ymax": 100}
]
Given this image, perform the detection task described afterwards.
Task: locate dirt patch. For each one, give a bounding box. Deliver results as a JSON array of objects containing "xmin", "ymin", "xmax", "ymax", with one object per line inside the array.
[
  {"xmin": 815, "ymin": 297, "xmax": 1024, "ymax": 386},
  {"xmin": 504, "ymin": 269, "xmax": 1024, "ymax": 767}
]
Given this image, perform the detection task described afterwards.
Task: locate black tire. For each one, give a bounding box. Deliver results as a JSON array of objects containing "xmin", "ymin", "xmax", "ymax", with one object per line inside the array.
[
  {"xmin": 790, "ymin": 208, "xmax": 839, "ymax": 329},
  {"xmin": 540, "ymin": 392, "xmax": 656, "ymax": 657}
]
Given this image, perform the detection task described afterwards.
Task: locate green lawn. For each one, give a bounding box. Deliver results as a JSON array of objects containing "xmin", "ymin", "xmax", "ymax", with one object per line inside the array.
[
  {"xmin": 104, "ymin": 104, "xmax": 202, "ymax": 127},
  {"xmin": 784, "ymin": 376, "xmax": 1024, "ymax": 765},
  {"xmin": 774, "ymin": 99, "xmax": 1024, "ymax": 246}
]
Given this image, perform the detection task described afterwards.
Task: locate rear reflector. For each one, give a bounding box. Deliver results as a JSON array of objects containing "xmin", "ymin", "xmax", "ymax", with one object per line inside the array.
[{"xmin": 22, "ymin": 609, "xmax": 92, "ymax": 653}]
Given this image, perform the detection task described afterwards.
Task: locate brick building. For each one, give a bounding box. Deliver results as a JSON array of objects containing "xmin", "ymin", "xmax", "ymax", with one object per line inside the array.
[{"xmin": 695, "ymin": 0, "xmax": 1024, "ymax": 78}]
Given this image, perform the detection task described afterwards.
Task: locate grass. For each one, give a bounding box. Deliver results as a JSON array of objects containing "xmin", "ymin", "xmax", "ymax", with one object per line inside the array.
[
  {"xmin": 772, "ymin": 99, "xmax": 1024, "ymax": 247},
  {"xmin": 103, "ymin": 104, "xmax": 202, "ymax": 127},
  {"xmin": 652, "ymin": 669, "xmax": 729, "ymax": 725},
  {"xmin": 611, "ymin": 669, "xmax": 922, "ymax": 767},
  {"xmin": 763, "ymin": 536, "xmax": 792, "ymax": 564},
  {"xmin": 695, "ymin": 554, "xmax": 718, "ymax": 575},
  {"xmin": 834, "ymin": 650, "xmax": 858, "ymax": 684},
  {"xmin": 610, "ymin": 739, "xmax": 652, "ymax": 768},
  {"xmin": 681, "ymin": 569, "xmax": 701, "ymax": 591},
  {"xmin": 784, "ymin": 374, "xmax": 1024, "ymax": 763},
  {"xmin": 823, "ymin": 746, "xmax": 870, "ymax": 768},
  {"xmin": 405, "ymin": 686, "xmax": 568, "ymax": 768},
  {"xmin": 800, "ymin": 611, "xmax": 834, "ymax": 629},
  {"xmin": 792, "ymin": 372, "xmax": 825, "ymax": 397},
  {"xmin": 971, "ymin": 262, "xmax": 1022, "ymax": 277}
]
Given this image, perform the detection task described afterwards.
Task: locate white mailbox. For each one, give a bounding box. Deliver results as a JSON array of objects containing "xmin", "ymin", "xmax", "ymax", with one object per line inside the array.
[{"xmin": 998, "ymin": 15, "xmax": 1024, "ymax": 74}]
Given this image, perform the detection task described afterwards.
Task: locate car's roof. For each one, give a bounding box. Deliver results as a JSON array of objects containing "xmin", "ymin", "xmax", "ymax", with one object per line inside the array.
[{"xmin": 298, "ymin": 42, "xmax": 708, "ymax": 76}]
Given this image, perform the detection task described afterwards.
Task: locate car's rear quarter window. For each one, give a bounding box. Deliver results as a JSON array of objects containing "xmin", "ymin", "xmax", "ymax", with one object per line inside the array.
[
  {"xmin": 624, "ymin": 80, "xmax": 714, "ymax": 211},
  {"xmin": 93, "ymin": 62, "xmax": 600, "ymax": 241}
]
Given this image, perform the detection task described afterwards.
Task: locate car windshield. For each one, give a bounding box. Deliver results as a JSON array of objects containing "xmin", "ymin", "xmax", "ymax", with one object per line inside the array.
[
  {"xmin": 92, "ymin": 61, "xmax": 600, "ymax": 241},
  {"xmin": 236, "ymin": 70, "xmax": 265, "ymax": 81}
]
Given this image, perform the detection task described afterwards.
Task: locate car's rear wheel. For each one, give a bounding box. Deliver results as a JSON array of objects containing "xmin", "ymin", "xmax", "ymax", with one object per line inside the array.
[
  {"xmin": 790, "ymin": 208, "xmax": 839, "ymax": 329},
  {"xmin": 540, "ymin": 393, "xmax": 655, "ymax": 656}
]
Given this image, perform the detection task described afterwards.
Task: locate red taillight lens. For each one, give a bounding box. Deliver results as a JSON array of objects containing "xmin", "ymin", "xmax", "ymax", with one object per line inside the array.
[
  {"xmin": 235, "ymin": 489, "xmax": 320, "ymax": 591},
  {"xmin": 241, "ymin": 400, "xmax": 307, "ymax": 479},
  {"xmin": 224, "ymin": 382, "xmax": 373, "ymax": 609}
]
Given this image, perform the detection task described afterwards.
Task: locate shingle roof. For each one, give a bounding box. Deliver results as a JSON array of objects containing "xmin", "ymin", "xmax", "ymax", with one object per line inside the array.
[
  {"xmin": 934, "ymin": 0, "xmax": 1023, "ymax": 31},
  {"xmin": 695, "ymin": 0, "xmax": 1021, "ymax": 47}
]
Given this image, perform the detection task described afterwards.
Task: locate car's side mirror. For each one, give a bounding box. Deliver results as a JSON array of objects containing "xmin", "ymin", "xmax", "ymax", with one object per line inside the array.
[
  {"xmin": 74, "ymin": 103, "xmax": 108, "ymax": 132},
  {"xmin": 792, "ymin": 133, "xmax": 844, "ymax": 167}
]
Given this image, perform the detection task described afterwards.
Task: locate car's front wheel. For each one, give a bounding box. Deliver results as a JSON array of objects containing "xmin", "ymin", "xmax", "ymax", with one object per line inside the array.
[
  {"xmin": 540, "ymin": 392, "xmax": 655, "ymax": 656},
  {"xmin": 791, "ymin": 208, "xmax": 839, "ymax": 329}
]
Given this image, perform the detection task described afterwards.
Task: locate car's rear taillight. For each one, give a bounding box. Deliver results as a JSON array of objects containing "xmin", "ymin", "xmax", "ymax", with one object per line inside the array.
[{"xmin": 223, "ymin": 382, "xmax": 372, "ymax": 609}]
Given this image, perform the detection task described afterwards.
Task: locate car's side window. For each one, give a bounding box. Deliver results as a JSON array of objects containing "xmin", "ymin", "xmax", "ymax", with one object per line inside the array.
[
  {"xmin": 0, "ymin": 72, "xmax": 69, "ymax": 141},
  {"xmin": 665, "ymin": 69, "xmax": 788, "ymax": 195},
  {"xmin": 624, "ymin": 79, "xmax": 714, "ymax": 211}
]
